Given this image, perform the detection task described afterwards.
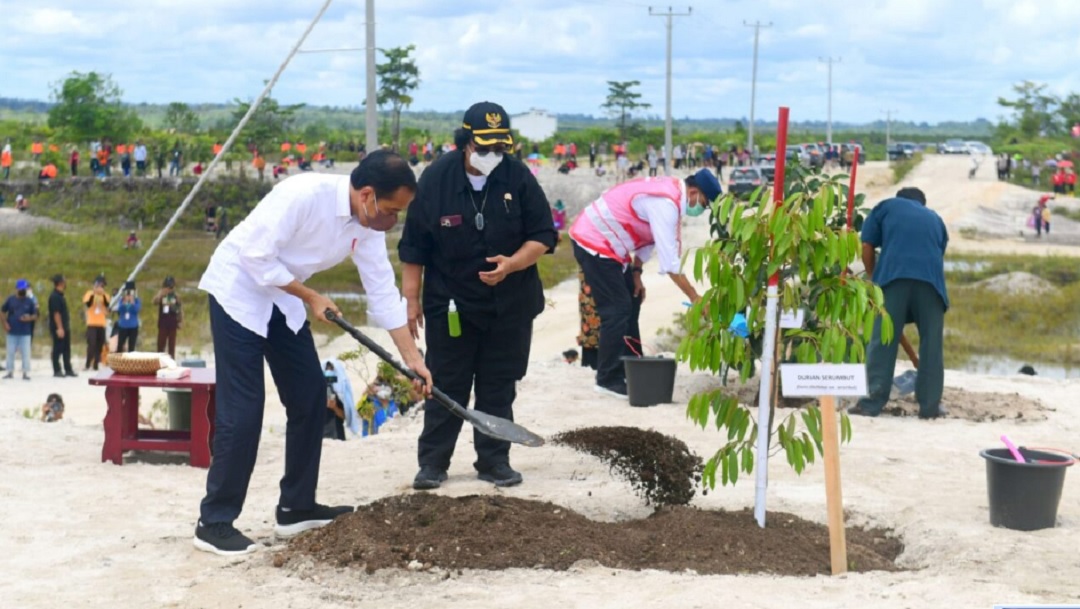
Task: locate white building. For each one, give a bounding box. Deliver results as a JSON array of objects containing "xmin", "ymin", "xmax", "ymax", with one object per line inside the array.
[{"xmin": 511, "ymin": 108, "xmax": 558, "ymax": 142}]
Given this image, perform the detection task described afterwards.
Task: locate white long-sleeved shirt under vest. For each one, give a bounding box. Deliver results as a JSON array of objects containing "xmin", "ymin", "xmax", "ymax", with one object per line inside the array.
[{"xmin": 198, "ymin": 173, "xmax": 407, "ymax": 337}]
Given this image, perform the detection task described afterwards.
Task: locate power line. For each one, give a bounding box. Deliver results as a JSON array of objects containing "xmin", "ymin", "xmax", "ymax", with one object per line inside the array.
[
  {"xmin": 744, "ymin": 20, "xmax": 772, "ymax": 155},
  {"xmin": 819, "ymin": 56, "xmax": 840, "ymax": 145},
  {"xmin": 649, "ymin": 5, "xmax": 692, "ymax": 176}
]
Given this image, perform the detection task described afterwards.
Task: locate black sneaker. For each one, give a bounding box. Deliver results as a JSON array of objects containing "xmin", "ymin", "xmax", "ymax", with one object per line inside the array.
[
  {"xmin": 53, "ymin": 372, "xmax": 64, "ymax": 378},
  {"xmin": 413, "ymin": 466, "xmax": 448, "ymax": 490},
  {"xmin": 594, "ymin": 381, "xmax": 628, "ymax": 399},
  {"xmin": 193, "ymin": 521, "xmax": 258, "ymax": 556},
  {"xmin": 847, "ymin": 403, "xmax": 880, "ymax": 417},
  {"xmin": 477, "ymin": 463, "xmax": 523, "ymax": 487},
  {"xmin": 274, "ymin": 503, "xmax": 353, "ymax": 538},
  {"xmin": 65, "ymin": 371, "xmax": 78, "ymax": 378}
]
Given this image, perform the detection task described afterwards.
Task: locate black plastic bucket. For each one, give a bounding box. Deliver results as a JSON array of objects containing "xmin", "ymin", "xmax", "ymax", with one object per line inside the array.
[
  {"xmin": 622, "ymin": 356, "xmax": 677, "ymax": 407},
  {"xmin": 980, "ymin": 447, "xmax": 1074, "ymax": 531}
]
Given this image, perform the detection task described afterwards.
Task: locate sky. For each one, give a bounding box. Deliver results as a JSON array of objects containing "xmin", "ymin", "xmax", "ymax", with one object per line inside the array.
[{"xmin": 3, "ymin": 0, "xmax": 1080, "ymax": 125}]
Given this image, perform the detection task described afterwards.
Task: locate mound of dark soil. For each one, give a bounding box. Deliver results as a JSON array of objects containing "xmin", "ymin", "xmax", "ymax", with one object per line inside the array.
[
  {"xmin": 279, "ymin": 494, "xmax": 903, "ymax": 576},
  {"xmin": 553, "ymin": 426, "xmax": 702, "ymax": 506}
]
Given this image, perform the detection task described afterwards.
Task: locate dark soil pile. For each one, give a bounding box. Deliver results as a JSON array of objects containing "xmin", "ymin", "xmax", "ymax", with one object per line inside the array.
[
  {"xmin": 553, "ymin": 426, "xmax": 702, "ymax": 506},
  {"xmin": 279, "ymin": 494, "xmax": 903, "ymax": 576}
]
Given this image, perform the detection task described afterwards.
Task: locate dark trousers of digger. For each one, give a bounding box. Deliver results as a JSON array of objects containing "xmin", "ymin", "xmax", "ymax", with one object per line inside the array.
[
  {"xmin": 573, "ymin": 242, "xmax": 642, "ymax": 388},
  {"xmin": 200, "ymin": 296, "xmax": 325, "ymax": 525},
  {"xmin": 51, "ymin": 331, "xmax": 74, "ymax": 375},
  {"xmin": 857, "ymin": 279, "xmax": 945, "ymax": 417},
  {"xmin": 418, "ymin": 307, "xmax": 532, "ymax": 473}
]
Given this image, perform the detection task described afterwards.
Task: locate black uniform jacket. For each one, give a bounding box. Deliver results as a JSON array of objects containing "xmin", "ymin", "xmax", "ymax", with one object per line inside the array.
[{"xmin": 399, "ymin": 150, "xmax": 557, "ymax": 323}]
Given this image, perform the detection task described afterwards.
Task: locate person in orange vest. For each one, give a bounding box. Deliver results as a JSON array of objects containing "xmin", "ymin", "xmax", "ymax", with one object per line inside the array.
[
  {"xmin": 48, "ymin": 144, "xmax": 59, "ymax": 153},
  {"xmin": 1, "ymin": 140, "xmax": 12, "ymax": 180},
  {"xmin": 296, "ymin": 141, "xmax": 307, "ymax": 155},
  {"xmin": 252, "ymin": 152, "xmax": 266, "ymax": 181},
  {"xmin": 116, "ymin": 143, "xmax": 127, "ymax": 156},
  {"xmin": 212, "ymin": 142, "xmax": 224, "ymax": 157},
  {"xmin": 38, "ymin": 162, "xmax": 59, "ymax": 180},
  {"xmin": 1067, "ymin": 169, "xmax": 1077, "ymax": 195},
  {"xmin": 31, "ymin": 140, "xmax": 44, "ymax": 160},
  {"xmin": 568, "ymin": 168, "xmax": 721, "ymax": 398},
  {"xmin": 280, "ymin": 140, "xmax": 292, "ymax": 153},
  {"xmin": 97, "ymin": 147, "xmax": 111, "ymax": 177}
]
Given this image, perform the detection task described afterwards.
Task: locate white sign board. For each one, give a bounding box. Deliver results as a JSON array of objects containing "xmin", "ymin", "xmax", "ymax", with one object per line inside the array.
[
  {"xmin": 780, "ymin": 364, "xmax": 868, "ymax": 397},
  {"xmin": 780, "ymin": 309, "xmax": 805, "ymax": 329}
]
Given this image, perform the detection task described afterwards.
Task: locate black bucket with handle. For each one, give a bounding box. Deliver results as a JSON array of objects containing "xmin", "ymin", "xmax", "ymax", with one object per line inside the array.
[
  {"xmin": 622, "ymin": 356, "xmax": 677, "ymax": 407},
  {"xmin": 980, "ymin": 447, "xmax": 1074, "ymax": 531}
]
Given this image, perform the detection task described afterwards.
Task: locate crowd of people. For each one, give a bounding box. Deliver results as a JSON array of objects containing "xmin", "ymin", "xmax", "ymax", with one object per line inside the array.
[{"xmin": 0, "ymin": 274, "xmax": 184, "ymax": 381}]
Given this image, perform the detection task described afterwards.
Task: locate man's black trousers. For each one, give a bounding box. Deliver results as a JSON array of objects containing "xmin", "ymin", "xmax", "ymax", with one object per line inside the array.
[
  {"xmin": 50, "ymin": 331, "xmax": 73, "ymax": 375},
  {"xmin": 200, "ymin": 296, "xmax": 326, "ymax": 525}
]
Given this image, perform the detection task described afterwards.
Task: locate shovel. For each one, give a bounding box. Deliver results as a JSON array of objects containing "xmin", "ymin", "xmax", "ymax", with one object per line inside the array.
[
  {"xmin": 326, "ymin": 310, "xmax": 545, "ymax": 447},
  {"xmin": 891, "ymin": 333, "xmax": 919, "ymax": 398}
]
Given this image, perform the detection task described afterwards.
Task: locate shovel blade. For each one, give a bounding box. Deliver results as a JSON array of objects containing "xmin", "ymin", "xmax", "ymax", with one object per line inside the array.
[
  {"xmin": 462, "ymin": 409, "xmax": 545, "ymax": 447},
  {"xmin": 891, "ymin": 369, "xmax": 917, "ymax": 398}
]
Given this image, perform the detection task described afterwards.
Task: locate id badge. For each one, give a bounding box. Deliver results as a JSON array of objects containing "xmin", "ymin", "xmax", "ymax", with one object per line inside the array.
[
  {"xmin": 163, "ymin": 305, "xmax": 170, "ymax": 314},
  {"xmin": 124, "ymin": 313, "xmax": 130, "ymax": 321},
  {"xmin": 95, "ymin": 307, "xmax": 102, "ymax": 315}
]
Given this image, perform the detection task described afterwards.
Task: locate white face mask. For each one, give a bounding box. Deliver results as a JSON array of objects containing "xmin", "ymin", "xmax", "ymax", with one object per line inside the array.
[{"xmin": 469, "ymin": 151, "xmax": 503, "ymax": 176}]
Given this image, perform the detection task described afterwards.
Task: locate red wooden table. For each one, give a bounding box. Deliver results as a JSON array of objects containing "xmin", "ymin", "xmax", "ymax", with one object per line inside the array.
[{"xmin": 89, "ymin": 368, "xmax": 217, "ymax": 467}]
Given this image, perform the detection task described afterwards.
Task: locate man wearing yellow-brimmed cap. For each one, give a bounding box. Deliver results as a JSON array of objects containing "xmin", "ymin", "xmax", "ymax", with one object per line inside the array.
[{"xmin": 399, "ymin": 101, "xmax": 557, "ymax": 490}]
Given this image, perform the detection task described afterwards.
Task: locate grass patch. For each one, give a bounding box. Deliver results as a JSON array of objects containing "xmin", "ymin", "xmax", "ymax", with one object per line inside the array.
[
  {"xmin": 938, "ymin": 253, "xmax": 1080, "ymax": 368},
  {"xmin": 1, "ymin": 224, "xmax": 581, "ymax": 359},
  {"xmin": 891, "ymin": 152, "xmax": 923, "ymax": 184}
]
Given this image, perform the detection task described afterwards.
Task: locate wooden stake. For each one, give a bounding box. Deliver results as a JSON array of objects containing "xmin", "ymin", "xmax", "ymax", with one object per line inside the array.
[{"xmin": 819, "ymin": 395, "xmax": 847, "ymax": 575}]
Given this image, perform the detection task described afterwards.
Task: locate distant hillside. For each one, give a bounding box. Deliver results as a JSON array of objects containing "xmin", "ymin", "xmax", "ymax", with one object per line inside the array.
[{"xmin": 0, "ymin": 97, "xmax": 994, "ymax": 137}]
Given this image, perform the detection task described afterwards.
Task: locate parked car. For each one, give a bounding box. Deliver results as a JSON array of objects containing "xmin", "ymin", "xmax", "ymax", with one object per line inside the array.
[
  {"xmin": 728, "ymin": 167, "xmax": 767, "ymax": 200},
  {"xmin": 965, "ymin": 141, "xmax": 993, "ymax": 155},
  {"xmin": 756, "ymin": 155, "xmax": 776, "ymax": 183},
  {"xmin": 888, "ymin": 142, "xmax": 917, "ymax": 160},
  {"xmin": 939, "ymin": 139, "xmax": 968, "ymax": 154}
]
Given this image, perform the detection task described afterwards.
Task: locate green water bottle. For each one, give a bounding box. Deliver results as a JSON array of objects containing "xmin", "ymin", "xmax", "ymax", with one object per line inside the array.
[{"xmin": 448, "ymin": 299, "xmax": 461, "ymax": 338}]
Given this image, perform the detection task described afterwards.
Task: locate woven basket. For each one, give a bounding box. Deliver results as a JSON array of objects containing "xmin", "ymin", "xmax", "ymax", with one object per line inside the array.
[{"xmin": 108, "ymin": 353, "xmax": 166, "ymax": 376}]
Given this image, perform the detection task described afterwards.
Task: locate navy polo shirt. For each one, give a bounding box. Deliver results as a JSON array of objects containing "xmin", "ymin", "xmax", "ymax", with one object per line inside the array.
[
  {"xmin": 860, "ymin": 196, "xmax": 949, "ymax": 309},
  {"xmin": 2, "ymin": 295, "xmax": 38, "ymax": 335}
]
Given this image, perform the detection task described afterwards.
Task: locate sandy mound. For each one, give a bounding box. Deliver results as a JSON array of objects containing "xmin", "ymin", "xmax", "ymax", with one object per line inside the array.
[
  {"xmin": 0, "ymin": 208, "xmax": 70, "ymax": 235},
  {"xmin": 970, "ymin": 271, "xmax": 1058, "ymax": 295}
]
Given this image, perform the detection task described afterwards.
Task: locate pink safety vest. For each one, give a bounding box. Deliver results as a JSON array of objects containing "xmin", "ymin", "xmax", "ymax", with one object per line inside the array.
[{"xmin": 569, "ymin": 176, "xmax": 683, "ymax": 264}]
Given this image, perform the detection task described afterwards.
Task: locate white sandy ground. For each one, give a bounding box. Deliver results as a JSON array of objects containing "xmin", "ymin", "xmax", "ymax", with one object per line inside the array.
[{"xmin": 2, "ymin": 155, "xmax": 1080, "ymax": 608}]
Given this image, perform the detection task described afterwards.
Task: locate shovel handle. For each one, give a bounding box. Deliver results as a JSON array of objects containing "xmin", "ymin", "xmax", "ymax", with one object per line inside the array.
[
  {"xmin": 900, "ymin": 333, "xmax": 919, "ymax": 369},
  {"xmin": 325, "ymin": 309, "xmax": 469, "ymax": 420}
]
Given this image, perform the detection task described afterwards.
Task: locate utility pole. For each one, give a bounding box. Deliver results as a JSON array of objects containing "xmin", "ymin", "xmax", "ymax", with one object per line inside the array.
[
  {"xmin": 744, "ymin": 20, "xmax": 772, "ymax": 155},
  {"xmin": 882, "ymin": 109, "xmax": 897, "ymax": 162},
  {"xmin": 650, "ymin": 6, "xmax": 692, "ymax": 176},
  {"xmin": 819, "ymin": 56, "xmax": 840, "ymax": 145},
  {"xmin": 365, "ymin": 0, "xmax": 378, "ymax": 154}
]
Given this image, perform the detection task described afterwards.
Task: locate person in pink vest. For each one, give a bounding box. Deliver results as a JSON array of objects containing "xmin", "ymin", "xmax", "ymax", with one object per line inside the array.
[{"xmin": 569, "ymin": 168, "xmax": 722, "ymax": 398}]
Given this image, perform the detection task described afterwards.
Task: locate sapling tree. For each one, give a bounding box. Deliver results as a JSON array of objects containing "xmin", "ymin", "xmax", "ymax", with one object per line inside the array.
[{"xmin": 678, "ymin": 168, "xmax": 893, "ymax": 488}]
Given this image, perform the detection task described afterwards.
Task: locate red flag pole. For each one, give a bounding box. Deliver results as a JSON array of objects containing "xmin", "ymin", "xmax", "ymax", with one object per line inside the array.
[
  {"xmin": 845, "ymin": 147, "xmax": 860, "ymax": 229},
  {"xmin": 769, "ymin": 107, "xmax": 790, "ymax": 287}
]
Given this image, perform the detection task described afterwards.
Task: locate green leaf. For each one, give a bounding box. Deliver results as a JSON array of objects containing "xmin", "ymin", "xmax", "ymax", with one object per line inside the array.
[
  {"xmin": 840, "ymin": 411, "xmax": 852, "ymax": 443},
  {"xmin": 727, "ymin": 451, "xmax": 739, "ymax": 484}
]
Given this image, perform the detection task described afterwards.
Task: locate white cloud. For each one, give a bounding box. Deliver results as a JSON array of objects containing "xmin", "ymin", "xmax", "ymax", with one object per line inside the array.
[{"xmin": 1, "ymin": 0, "xmax": 1077, "ymax": 123}]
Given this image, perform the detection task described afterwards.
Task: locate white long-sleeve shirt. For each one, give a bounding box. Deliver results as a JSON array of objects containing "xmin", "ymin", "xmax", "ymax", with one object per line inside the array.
[{"xmin": 199, "ymin": 173, "xmax": 407, "ymax": 337}]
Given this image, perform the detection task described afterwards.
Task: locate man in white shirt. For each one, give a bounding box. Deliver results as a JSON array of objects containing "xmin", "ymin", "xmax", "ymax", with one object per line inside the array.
[
  {"xmin": 193, "ymin": 150, "xmax": 432, "ymax": 556},
  {"xmin": 568, "ymin": 169, "xmax": 721, "ymax": 397},
  {"xmin": 133, "ymin": 140, "xmax": 148, "ymax": 176}
]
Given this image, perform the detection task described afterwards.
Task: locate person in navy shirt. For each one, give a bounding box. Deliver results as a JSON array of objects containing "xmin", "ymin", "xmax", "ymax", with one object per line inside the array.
[
  {"xmin": 2, "ymin": 279, "xmax": 39, "ymax": 380},
  {"xmin": 851, "ymin": 187, "xmax": 948, "ymax": 419}
]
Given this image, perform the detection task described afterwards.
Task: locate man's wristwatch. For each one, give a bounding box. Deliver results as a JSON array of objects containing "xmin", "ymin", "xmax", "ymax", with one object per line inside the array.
[{"xmin": 631, "ymin": 266, "xmax": 643, "ymax": 273}]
